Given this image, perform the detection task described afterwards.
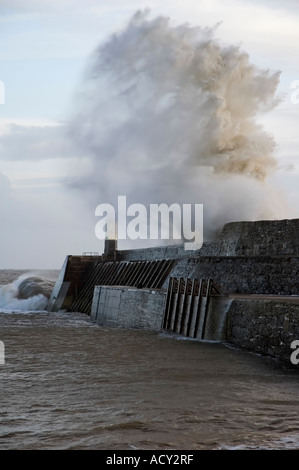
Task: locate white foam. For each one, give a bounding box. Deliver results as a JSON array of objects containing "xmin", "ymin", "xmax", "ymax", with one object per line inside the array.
[{"xmin": 0, "ymin": 274, "xmax": 50, "ymax": 313}]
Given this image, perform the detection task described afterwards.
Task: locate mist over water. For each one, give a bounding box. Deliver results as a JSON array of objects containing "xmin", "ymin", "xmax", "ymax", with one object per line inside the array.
[{"xmin": 69, "ymin": 10, "xmax": 289, "ymax": 240}]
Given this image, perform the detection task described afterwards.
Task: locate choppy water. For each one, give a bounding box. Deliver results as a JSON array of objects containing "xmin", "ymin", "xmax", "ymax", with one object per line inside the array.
[{"xmin": 0, "ymin": 270, "xmax": 299, "ymax": 450}]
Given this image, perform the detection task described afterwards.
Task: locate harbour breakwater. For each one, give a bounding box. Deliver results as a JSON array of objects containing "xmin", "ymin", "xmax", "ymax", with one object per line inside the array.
[{"xmin": 47, "ymin": 218, "xmax": 299, "ymax": 365}]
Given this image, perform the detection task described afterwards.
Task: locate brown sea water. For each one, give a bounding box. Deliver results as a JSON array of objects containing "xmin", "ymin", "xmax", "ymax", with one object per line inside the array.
[{"xmin": 0, "ymin": 270, "xmax": 299, "ymax": 450}]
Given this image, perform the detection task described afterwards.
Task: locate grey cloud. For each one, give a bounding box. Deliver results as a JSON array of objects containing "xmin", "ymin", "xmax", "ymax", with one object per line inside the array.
[
  {"xmin": 0, "ymin": 0, "xmax": 145, "ymax": 14},
  {"xmin": 0, "ymin": 172, "xmax": 11, "ymax": 194},
  {"xmin": 0, "ymin": 124, "xmax": 78, "ymax": 162}
]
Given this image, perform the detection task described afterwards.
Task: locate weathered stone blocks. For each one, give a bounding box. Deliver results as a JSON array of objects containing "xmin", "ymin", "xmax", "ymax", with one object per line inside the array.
[{"xmin": 226, "ymin": 299, "xmax": 299, "ymax": 363}]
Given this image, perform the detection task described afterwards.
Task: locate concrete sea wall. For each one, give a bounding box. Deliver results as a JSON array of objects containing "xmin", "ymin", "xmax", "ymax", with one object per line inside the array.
[
  {"xmin": 169, "ymin": 256, "xmax": 299, "ymax": 295},
  {"xmin": 90, "ymin": 284, "xmax": 231, "ymax": 341},
  {"xmin": 116, "ymin": 219, "xmax": 299, "ymax": 261},
  {"xmin": 201, "ymin": 219, "xmax": 299, "ymax": 256},
  {"xmin": 116, "ymin": 244, "xmax": 192, "ymax": 261},
  {"xmin": 48, "ymin": 218, "xmax": 299, "ymax": 364},
  {"xmin": 226, "ymin": 299, "xmax": 299, "ymax": 363},
  {"xmin": 90, "ymin": 286, "xmax": 166, "ymax": 330},
  {"xmin": 116, "ymin": 220, "xmax": 299, "ymax": 296}
]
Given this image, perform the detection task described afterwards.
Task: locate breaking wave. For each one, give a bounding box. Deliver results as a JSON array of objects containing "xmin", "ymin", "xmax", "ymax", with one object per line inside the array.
[{"xmin": 0, "ymin": 274, "xmax": 56, "ymax": 313}]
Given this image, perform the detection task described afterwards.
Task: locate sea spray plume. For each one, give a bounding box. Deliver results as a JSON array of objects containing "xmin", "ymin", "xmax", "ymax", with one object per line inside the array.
[{"xmin": 68, "ymin": 10, "xmax": 288, "ymax": 241}]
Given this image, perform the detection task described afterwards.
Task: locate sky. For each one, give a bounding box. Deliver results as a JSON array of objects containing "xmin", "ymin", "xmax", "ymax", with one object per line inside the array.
[{"xmin": 1, "ymin": 0, "xmax": 299, "ymax": 269}]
